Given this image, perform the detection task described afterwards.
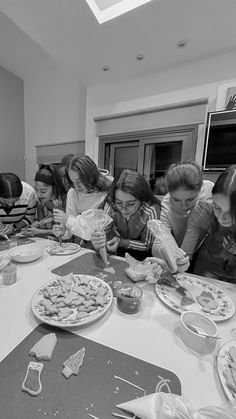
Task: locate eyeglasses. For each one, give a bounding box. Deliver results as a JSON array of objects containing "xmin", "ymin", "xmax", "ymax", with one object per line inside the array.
[{"xmin": 115, "ymin": 199, "xmax": 138, "ymax": 211}]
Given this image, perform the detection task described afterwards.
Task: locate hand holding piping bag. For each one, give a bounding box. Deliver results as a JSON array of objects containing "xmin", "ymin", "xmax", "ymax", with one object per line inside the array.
[
  {"xmin": 79, "ymin": 209, "xmax": 113, "ymax": 267},
  {"xmin": 148, "ymin": 220, "xmax": 190, "ymax": 274}
]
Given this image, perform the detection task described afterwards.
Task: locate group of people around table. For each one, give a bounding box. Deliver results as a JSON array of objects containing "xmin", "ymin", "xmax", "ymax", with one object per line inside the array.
[{"xmin": 0, "ymin": 154, "xmax": 236, "ymax": 284}]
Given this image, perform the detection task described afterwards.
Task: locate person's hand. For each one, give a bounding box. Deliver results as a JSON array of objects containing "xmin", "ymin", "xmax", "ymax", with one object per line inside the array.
[
  {"xmin": 31, "ymin": 221, "xmax": 40, "ymax": 228},
  {"xmin": 144, "ymin": 257, "xmax": 167, "ymax": 283},
  {"xmin": 53, "ymin": 224, "xmax": 65, "ymax": 237},
  {"xmin": 91, "ymin": 231, "xmax": 106, "ymax": 250},
  {"xmin": 53, "ymin": 209, "xmax": 68, "ymax": 225},
  {"xmin": 176, "ymin": 255, "xmax": 190, "ymax": 273},
  {"xmin": 21, "ymin": 226, "xmax": 41, "ymax": 236},
  {"xmin": 0, "ymin": 224, "xmax": 14, "ymax": 236},
  {"xmin": 226, "ymin": 94, "xmax": 236, "ymax": 110},
  {"xmin": 106, "ymin": 236, "xmax": 120, "ymax": 253}
]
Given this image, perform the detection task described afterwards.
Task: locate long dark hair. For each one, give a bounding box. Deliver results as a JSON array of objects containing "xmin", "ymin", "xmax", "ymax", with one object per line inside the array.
[
  {"xmin": 0, "ymin": 173, "xmax": 22, "ymax": 198},
  {"xmin": 67, "ymin": 155, "xmax": 111, "ymax": 192},
  {"xmin": 212, "ymin": 165, "xmax": 236, "ymax": 230},
  {"xmin": 34, "ymin": 164, "xmax": 66, "ymax": 199},
  {"xmin": 109, "ymin": 170, "xmax": 160, "ymax": 205},
  {"xmin": 166, "ymin": 162, "xmax": 203, "ymax": 193}
]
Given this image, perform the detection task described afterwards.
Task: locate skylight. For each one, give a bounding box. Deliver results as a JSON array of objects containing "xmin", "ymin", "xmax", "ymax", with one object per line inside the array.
[{"xmin": 85, "ymin": 0, "xmax": 153, "ymax": 24}]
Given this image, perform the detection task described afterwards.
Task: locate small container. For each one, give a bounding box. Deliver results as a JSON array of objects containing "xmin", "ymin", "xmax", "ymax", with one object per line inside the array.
[
  {"xmin": 116, "ymin": 283, "xmax": 143, "ymax": 314},
  {"xmin": 2, "ymin": 262, "xmax": 17, "ymax": 285},
  {"xmin": 180, "ymin": 311, "xmax": 218, "ymax": 354}
]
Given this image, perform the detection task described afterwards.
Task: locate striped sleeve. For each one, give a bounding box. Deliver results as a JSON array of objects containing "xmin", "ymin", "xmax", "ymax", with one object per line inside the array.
[{"xmin": 127, "ymin": 203, "xmax": 160, "ymax": 252}]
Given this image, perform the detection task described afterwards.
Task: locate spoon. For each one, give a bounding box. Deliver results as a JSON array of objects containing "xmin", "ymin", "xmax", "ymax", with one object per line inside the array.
[{"xmin": 186, "ymin": 324, "xmax": 221, "ymax": 339}]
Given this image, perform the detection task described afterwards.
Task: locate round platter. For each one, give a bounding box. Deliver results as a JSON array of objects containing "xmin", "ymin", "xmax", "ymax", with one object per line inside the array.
[
  {"xmin": 47, "ymin": 242, "xmax": 81, "ymax": 256},
  {"xmin": 31, "ymin": 274, "xmax": 113, "ymax": 328},
  {"xmin": 217, "ymin": 339, "xmax": 236, "ymax": 400},
  {"xmin": 155, "ymin": 273, "xmax": 235, "ymax": 322}
]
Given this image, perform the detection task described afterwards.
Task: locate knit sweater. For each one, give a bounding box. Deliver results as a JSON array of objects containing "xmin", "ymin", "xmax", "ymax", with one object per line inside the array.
[{"xmin": 0, "ymin": 181, "xmax": 36, "ymax": 228}]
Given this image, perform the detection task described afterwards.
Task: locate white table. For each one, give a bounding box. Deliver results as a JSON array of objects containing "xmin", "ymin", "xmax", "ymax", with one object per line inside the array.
[{"xmin": 0, "ymin": 237, "xmax": 235, "ymax": 410}]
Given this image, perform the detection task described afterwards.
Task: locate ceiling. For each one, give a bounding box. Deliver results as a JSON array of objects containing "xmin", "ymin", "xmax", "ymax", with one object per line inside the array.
[{"xmin": 0, "ymin": 0, "xmax": 236, "ymax": 86}]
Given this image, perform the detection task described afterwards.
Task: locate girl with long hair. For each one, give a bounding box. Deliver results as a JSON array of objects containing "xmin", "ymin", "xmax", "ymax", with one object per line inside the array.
[
  {"xmin": 91, "ymin": 170, "xmax": 161, "ymax": 260},
  {"xmin": 24, "ymin": 164, "xmax": 66, "ymax": 236},
  {"xmin": 159, "ymin": 162, "xmax": 214, "ymax": 247},
  {"xmin": 181, "ymin": 165, "xmax": 236, "ymax": 282},
  {"xmin": 53, "ymin": 155, "xmax": 112, "ymax": 244}
]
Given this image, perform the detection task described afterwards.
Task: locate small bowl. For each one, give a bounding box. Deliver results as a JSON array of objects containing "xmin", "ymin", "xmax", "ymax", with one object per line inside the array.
[
  {"xmin": 180, "ymin": 311, "xmax": 218, "ymax": 354},
  {"xmin": 9, "ymin": 246, "xmax": 44, "ymax": 263},
  {"xmin": 116, "ymin": 283, "xmax": 143, "ymax": 314}
]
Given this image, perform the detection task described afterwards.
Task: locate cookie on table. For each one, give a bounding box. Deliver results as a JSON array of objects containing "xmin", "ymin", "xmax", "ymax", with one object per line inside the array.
[
  {"xmin": 29, "ymin": 333, "xmax": 57, "ymax": 361},
  {"xmin": 22, "ymin": 362, "xmax": 44, "ymax": 396}
]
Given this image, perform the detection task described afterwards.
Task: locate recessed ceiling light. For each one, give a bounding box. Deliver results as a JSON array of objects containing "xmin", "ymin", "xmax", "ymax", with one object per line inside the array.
[
  {"xmin": 177, "ymin": 39, "xmax": 187, "ymax": 48},
  {"xmin": 136, "ymin": 54, "xmax": 144, "ymax": 61},
  {"xmin": 102, "ymin": 65, "xmax": 111, "ymax": 71}
]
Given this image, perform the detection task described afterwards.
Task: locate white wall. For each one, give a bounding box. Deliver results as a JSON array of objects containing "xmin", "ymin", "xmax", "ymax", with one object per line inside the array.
[
  {"xmin": 86, "ymin": 50, "xmax": 236, "ymax": 166},
  {"xmin": 24, "ymin": 65, "xmax": 86, "ymax": 185},
  {"xmin": 0, "ymin": 65, "xmax": 25, "ymax": 178}
]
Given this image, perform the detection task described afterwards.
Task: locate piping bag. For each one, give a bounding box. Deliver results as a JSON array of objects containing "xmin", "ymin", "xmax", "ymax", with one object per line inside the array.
[
  {"xmin": 116, "ymin": 392, "xmax": 236, "ymax": 419},
  {"xmin": 79, "ymin": 209, "xmax": 112, "ymax": 267}
]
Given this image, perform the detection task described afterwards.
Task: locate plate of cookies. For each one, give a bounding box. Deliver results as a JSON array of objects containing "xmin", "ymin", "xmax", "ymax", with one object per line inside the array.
[
  {"xmin": 155, "ymin": 273, "xmax": 235, "ymax": 322},
  {"xmin": 47, "ymin": 242, "xmax": 81, "ymax": 255},
  {"xmin": 31, "ymin": 273, "xmax": 113, "ymax": 328},
  {"xmin": 217, "ymin": 340, "xmax": 236, "ymax": 400}
]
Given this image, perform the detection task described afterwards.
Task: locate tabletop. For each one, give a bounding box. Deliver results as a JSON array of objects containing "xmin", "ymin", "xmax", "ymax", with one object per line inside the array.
[{"xmin": 0, "ymin": 237, "xmax": 235, "ymax": 411}]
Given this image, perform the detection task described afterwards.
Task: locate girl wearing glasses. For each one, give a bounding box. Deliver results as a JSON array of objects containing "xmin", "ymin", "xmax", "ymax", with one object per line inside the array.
[
  {"xmin": 53, "ymin": 155, "xmax": 112, "ymax": 243},
  {"xmin": 91, "ymin": 170, "xmax": 161, "ymax": 260},
  {"xmin": 181, "ymin": 165, "xmax": 236, "ymax": 282}
]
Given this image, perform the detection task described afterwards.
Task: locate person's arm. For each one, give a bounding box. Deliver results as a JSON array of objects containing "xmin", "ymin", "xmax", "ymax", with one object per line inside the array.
[
  {"xmin": 181, "ymin": 201, "xmax": 213, "ymax": 257},
  {"xmin": 66, "ymin": 189, "xmax": 78, "ymax": 217}
]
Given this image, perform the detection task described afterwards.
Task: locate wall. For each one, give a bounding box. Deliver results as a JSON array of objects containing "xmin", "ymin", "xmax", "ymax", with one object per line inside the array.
[
  {"xmin": 0, "ymin": 65, "xmax": 25, "ymax": 178},
  {"xmin": 24, "ymin": 65, "xmax": 86, "ymax": 185},
  {"xmin": 86, "ymin": 50, "xmax": 236, "ymax": 171}
]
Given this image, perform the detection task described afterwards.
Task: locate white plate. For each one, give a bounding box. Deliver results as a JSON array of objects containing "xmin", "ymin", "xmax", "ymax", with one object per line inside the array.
[
  {"xmin": 155, "ymin": 273, "xmax": 235, "ymax": 322},
  {"xmin": 217, "ymin": 339, "xmax": 236, "ymax": 400},
  {"xmin": 47, "ymin": 242, "xmax": 80, "ymax": 255},
  {"xmin": 0, "ymin": 255, "xmax": 10, "ymax": 270},
  {"xmin": 31, "ymin": 274, "xmax": 113, "ymax": 328}
]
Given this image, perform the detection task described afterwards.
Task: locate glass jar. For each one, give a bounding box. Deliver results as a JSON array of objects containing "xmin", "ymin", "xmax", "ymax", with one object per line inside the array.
[{"xmin": 116, "ymin": 283, "xmax": 143, "ymax": 314}]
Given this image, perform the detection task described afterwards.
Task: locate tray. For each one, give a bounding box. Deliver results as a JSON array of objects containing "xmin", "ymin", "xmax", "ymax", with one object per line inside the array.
[{"xmin": 0, "ymin": 324, "xmax": 181, "ymax": 419}]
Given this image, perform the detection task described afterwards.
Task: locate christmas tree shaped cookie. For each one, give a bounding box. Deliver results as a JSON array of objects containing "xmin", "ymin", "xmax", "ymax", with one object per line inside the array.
[{"xmin": 62, "ymin": 347, "xmax": 86, "ymax": 379}]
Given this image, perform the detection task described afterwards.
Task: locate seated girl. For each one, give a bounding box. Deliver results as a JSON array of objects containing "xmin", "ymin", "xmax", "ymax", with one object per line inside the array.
[
  {"xmin": 159, "ymin": 162, "xmax": 214, "ymax": 247},
  {"xmin": 53, "ymin": 154, "xmax": 112, "ymax": 245},
  {"xmin": 181, "ymin": 165, "xmax": 236, "ymax": 283},
  {"xmin": 91, "ymin": 170, "xmax": 161, "ymax": 260},
  {"xmin": 23, "ymin": 164, "xmax": 66, "ymax": 236},
  {"xmin": 0, "ymin": 173, "xmax": 36, "ymax": 235}
]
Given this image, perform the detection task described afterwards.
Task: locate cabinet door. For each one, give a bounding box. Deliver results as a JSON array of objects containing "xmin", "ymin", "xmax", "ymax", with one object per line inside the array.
[{"xmin": 109, "ymin": 142, "xmax": 139, "ymax": 177}]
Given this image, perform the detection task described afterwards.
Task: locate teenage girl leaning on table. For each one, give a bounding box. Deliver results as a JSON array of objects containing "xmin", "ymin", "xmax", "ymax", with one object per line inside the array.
[
  {"xmin": 181, "ymin": 165, "xmax": 236, "ymax": 283},
  {"xmin": 159, "ymin": 162, "xmax": 214, "ymax": 247},
  {"xmin": 22, "ymin": 164, "xmax": 66, "ymax": 237}
]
